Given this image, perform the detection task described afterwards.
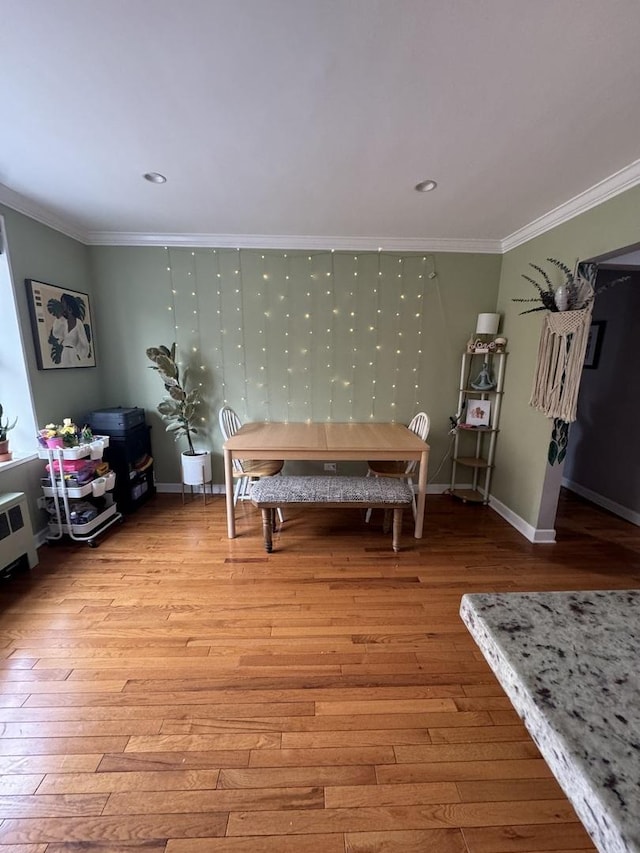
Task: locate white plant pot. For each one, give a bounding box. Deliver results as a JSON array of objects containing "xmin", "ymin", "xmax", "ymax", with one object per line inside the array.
[
  {"xmin": 554, "ymin": 284, "xmax": 569, "ymax": 311},
  {"xmin": 181, "ymin": 450, "xmax": 212, "ymax": 486}
]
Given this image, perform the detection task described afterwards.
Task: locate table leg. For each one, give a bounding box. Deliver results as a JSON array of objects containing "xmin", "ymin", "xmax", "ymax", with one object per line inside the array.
[
  {"xmin": 224, "ymin": 449, "xmax": 236, "ymax": 538},
  {"xmin": 392, "ymin": 508, "xmax": 402, "ymax": 552},
  {"xmin": 414, "ymin": 449, "xmax": 428, "ymax": 538},
  {"xmin": 262, "ymin": 509, "xmax": 273, "ymax": 552}
]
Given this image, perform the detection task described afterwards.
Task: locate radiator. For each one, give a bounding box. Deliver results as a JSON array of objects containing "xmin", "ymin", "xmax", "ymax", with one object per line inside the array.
[{"xmin": 0, "ymin": 492, "xmax": 38, "ymax": 576}]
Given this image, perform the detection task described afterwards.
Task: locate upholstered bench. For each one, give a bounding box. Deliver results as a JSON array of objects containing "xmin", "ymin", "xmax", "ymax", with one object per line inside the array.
[{"xmin": 250, "ymin": 475, "xmax": 414, "ymax": 553}]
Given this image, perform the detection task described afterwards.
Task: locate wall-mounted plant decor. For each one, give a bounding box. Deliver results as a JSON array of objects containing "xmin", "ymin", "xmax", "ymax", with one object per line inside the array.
[
  {"xmin": 529, "ymin": 306, "xmax": 593, "ymax": 423},
  {"xmin": 514, "ymin": 260, "xmax": 628, "ymax": 428},
  {"xmin": 514, "ymin": 259, "xmax": 629, "ymax": 317},
  {"xmin": 513, "ymin": 258, "xmax": 594, "ymax": 315}
]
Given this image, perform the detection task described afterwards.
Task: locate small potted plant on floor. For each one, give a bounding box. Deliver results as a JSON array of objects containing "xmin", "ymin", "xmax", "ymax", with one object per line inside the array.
[
  {"xmin": 146, "ymin": 343, "xmax": 211, "ymax": 487},
  {"xmin": 0, "ymin": 404, "xmax": 17, "ymax": 462}
]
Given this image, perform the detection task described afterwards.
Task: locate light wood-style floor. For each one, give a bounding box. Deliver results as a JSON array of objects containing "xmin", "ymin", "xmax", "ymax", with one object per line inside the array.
[{"xmin": 1, "ymin": 489, "xmax": 638, "ymax": 852}]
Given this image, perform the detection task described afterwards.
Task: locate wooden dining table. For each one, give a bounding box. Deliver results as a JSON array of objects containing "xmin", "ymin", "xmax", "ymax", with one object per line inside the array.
[{"xmin": 223, "ymin": 421, "xmax": 430, "ymax": 539}]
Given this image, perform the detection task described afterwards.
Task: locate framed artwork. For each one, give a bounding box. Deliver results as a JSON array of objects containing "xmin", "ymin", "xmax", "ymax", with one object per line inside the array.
[
  {"xmin": 25, "ymin": 280, "xmax": 96, "ymax": 370},
  {"xmin": 465, "ymin": 399, "xmax": 491, "ymax": 427},
  {"xmin": 584, "ymin": 320, "xmax": 606, "ymax": 370}
]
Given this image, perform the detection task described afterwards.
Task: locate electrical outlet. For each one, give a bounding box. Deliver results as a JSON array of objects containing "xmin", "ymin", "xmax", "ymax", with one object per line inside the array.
[
  {"xmin": 324, "ymin": 462, "xmax": 337, "ymax": 473},
  {"xmin": 37, "ymin": 496, "xmax": 48, "ymax": 510}
]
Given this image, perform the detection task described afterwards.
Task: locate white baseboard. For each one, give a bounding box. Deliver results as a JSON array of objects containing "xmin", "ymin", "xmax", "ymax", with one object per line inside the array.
[
  {"xmin": 426, "ymin": 483, "xmax": 457, "ymax": 494},
  {"xmin": 156, "ymin": 482, "xmax": 226, "ymax": 495},
  {"xmin": 489, "ymin": 495, "xmax": 556, "ymax": 543},
  {"xmin": 156, "ymin": 480, "xmax": 549, "ymax": 542},
  {"xmin": 34, "ymin": 528, "xmax": 50, "ymax": 549},
  {"xmin": 562, "ymin": 478, "xmax": 640, "ymax": 527}
]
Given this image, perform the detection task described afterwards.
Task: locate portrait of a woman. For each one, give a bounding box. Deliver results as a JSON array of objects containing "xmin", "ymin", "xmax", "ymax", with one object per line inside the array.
[
  {"xmin": 26, "ymin": 279, "xmax": 96, "ymax": 369},
  {"xmin": 56, "ymin": 293, "xmax": 92, "ymax": 366}
]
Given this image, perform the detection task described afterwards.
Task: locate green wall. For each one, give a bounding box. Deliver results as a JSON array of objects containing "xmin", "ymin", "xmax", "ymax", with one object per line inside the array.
[
  {"xmin": 0, "ymin": 205, "xmax": 107, "ymax": 530},
  {"xmin": 493, "ymin": 185, "xmax": 640, "ymax": 528},
  {"xmin": 1, "ymin": 205, "xmax": 106, "ymax": 426},
  {"xmin": 6, "ymin": 180, "xmax": 639, "ymax": 536},
  {"xmin": 89, "ymin": 246, "xmax": 502, "ymax": 485}
]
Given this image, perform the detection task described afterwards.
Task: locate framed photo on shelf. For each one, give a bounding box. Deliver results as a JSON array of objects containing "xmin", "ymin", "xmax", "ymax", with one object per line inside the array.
[
  {"xmin": 25, "ymin": 279, "xmax": 96, "ymax": 370},
  {"xmin": 584, "ymin": 319, "xmax": 606, "ymax": 370},
  {"xmin": 465, "ymin": 399, "xmax": 491, "ymax": 427}
]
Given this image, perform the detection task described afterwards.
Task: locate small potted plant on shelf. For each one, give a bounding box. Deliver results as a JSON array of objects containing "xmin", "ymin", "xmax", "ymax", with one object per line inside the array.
[
  {"xmin": 146, "ymin": 343, "xmax": 211, "ymax": 487},
  {"xmin": 0, "ymin": 404, "xmax": 17, "ymax": 462},
  {"xmin": 38, "ymin": 421, "xmax": 98, "ymax": 460},
  {"xmin": 38, "ymin": 418, "xmax": 80, "ymax": 448}
]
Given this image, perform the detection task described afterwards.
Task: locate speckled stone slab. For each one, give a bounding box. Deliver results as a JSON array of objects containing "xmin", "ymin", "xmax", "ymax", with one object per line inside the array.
[{"xmin": 460, "ymin": 589, "xmax": 640, "ymax": 853}]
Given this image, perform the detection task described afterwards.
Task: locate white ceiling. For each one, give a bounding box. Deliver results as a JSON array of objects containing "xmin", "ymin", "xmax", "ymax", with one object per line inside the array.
[{"xmin": 3, "ymin": 0, "xmax": 640, "ymax": 251}]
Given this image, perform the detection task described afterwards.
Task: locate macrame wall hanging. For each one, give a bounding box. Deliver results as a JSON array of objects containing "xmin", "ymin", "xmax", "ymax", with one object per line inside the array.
[{"xmin": 529, "ymin": 306, "xmax": 592, "ymax": 423}]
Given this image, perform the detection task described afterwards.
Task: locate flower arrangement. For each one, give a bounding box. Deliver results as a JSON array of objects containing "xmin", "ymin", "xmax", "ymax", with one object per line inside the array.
[
  {"xmin": 38, "ymin": 419, "xmax": 93, "ymax": 447},
  {"xmin": 513, "ymin": 258, "xmax": 629, "ymax": 315}
]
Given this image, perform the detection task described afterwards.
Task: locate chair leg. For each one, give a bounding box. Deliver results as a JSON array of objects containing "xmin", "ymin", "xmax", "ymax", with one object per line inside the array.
[
  {"xmin": 276, "ymin": 507, "xmax": 284, "ymax": 524},
  {"xmin": 407, "ymin": 476, "xmax": 417, "ymax": 520},
  {"xmin": 364, "ymin": 470, "xmax": 375, "ymax": 523},
  {"xmin": 233, "ymin": 478, "xmax": 243, "ymax": 505}
]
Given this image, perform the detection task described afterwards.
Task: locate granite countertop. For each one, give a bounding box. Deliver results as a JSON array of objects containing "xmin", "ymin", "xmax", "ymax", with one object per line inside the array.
[{"xmin": 460, "ymin": 589, "xmax": 640, "ymax": 853}]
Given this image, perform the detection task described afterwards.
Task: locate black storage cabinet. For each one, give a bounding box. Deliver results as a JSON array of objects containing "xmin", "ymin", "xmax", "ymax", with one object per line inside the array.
[{"xmin": 88, "ymin": 408, "xmax": 156, "ymax": 514}]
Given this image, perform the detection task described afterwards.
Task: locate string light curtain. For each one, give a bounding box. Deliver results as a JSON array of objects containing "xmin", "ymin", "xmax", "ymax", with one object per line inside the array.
[{"xmin": 165, "ymin": 247, "xmax": 439, "ymax": 425}]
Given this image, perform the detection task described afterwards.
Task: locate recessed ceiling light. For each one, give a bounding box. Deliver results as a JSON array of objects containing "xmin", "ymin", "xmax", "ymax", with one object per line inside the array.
[
  {"xmin": 414, "ymin": 179, "xmax": 437, "ymax": 192},
  {"xmin": 143, "ymin": 172, "xmax": 167, "ymax": 184}
]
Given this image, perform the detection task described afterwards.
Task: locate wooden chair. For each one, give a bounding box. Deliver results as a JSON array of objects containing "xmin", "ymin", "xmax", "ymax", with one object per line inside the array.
[
  {"xmin": 218, "ymin": 406, "xmax": 285, "ymax": 522},
  {"xmin": 364, "ymin": 411, "xmax": 430, "ymax": 522}
]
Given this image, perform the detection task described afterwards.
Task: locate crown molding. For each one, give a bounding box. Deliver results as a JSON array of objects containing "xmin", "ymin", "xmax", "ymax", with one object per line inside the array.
[
  {"xmin": 0, "ymin": 182, "xmax": 89, "ymax": 244},
  {"xmin": 4, "ymin": 156, "xmax": 640, "ymax": 255},
  {"xmin": 501, "ymin": 158, "xmax": 640, "ymax": 253},
  {"xmin": 86, "ymin": 231, "xmax": 501, "ymax": 253}
]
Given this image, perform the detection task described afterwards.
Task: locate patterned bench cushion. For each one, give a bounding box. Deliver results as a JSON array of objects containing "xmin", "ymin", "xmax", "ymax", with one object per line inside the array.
[{"xmin": 250, "ymin": 475, "xmax": 413, "ymax": 505}]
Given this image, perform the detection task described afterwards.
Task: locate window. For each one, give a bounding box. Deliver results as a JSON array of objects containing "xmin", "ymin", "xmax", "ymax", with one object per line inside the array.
[{"xmin": 0, "ymin": 215, "xmax": 38, "ymax": 461}]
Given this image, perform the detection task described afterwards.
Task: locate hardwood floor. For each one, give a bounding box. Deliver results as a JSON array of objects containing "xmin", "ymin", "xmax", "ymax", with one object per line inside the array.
[{"xmin": 0, "ymin": 489, "xmax": 638, "ymax": 851}]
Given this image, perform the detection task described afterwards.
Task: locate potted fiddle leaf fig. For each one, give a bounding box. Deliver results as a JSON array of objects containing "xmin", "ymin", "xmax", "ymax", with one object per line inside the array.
[
  {"xmin": 0, "ymin": 404, "xmax": 17, "ymax": 462},
  {"xmin": 146, "ymin": 344, "xmax": 211, "ymax": 487}
]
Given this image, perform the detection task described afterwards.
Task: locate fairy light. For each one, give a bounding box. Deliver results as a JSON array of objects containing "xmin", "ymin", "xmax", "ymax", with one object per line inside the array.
[
  {"xmin": 157, "ymin": 248, "xmax": 446, "ymax": 440},
  {"xmin": 260, "ymin": 253, "xmax": 271, "ymax": 420},
  {"xmin": 236, "ymin": 249, "xmax": 250, "ymax": 418},
  {"xmin": 188, "ymin": 251, "xmax": 206, "ymax": 413},
  {"xmin": 369, "ymin": 250, "xmax": 383, "ymax": 420},
  {"xmin": 349, "ymin": 259, "xmax": 358, "ymax": 421},
  {"xmin": 327, "ymin": 250, "xmax": 336, "ymax": 421},
  {"xmin": 165, "ymin": 248, "xmax": 179, "ymax": 343},
  {"xmin": 410, "ymin": 255, "xmax": 430, "ymax": 411},
  {"xmin": 390, "ymin": 257, "xmax": 404, "ymax": 420},
  {"xmin": 305, "ymin": 256, "xmax": 313, "ymax": 419},
  {"xmin": 284, "ymin": 252, "xmax": 293, "ymax": 422},
  {"xmin": 213, "ymin": 249, "xmax": 228, "ymax": 405}
]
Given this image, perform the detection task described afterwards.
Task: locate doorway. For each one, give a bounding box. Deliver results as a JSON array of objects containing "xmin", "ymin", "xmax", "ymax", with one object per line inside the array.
[{"xmin": 540, "ymin": 246, "xmax": 640, "ymax": 536}]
